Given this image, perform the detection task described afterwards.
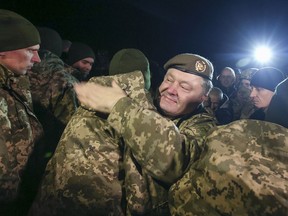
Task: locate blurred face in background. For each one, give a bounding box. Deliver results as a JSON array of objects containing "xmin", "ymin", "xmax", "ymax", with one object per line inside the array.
[
  {"xmin": 250, "ymin": 86, "xmax": 274, "ymax": 109},
  {"xmin": 0, "ymin": 45, "xmax": 40, "ymax": 75},
  {"xmin": 219, "ymin": 69, "xmax": 235, "ymax": 88},
  {"xmin": 209, "ymin": 94, "xmax": 221, "ymax": 111},
  {"xmin": 72, "ymin": 57, "xmax": 94, "ymax": 79},
  {"xmin": 239, "ymin": 79, "xmax": 251, "ymax": 89}
]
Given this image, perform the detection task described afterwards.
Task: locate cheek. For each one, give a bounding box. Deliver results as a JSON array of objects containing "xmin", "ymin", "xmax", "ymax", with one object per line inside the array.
[
  {"xmin": 262, "ymin": 93, "xmax": 273, "ymax": 104},
  {"xmin": 158, "ymin": 83, "xmax": 166, "ymax": 93}
]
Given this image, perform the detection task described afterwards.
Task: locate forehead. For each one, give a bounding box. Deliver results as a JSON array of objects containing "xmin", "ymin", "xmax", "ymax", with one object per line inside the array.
[
  {"xmin": 0, "ymin": 44, "xmax": 40, "ymax": 54},
  {"xmin": 29, "ymin": 44, "xmax": 40, "ymax": 49},
  {"xmin": 81, "ymin": 57, "xmax": 94, "ymax": 63},
  {"xmin": 221, "ymin": 69, "xmax": 234, "ymax": 76},
  {"xmin": 166, "ymin": 68, "xmax": 204, "ymax": 83},
  {"xmin": 252, "ymin": 86, "xmax": 273, "ymax": 93},
  {"xmin": 210, "ymin": 94, "xmax": 221, "ymax": 102}
]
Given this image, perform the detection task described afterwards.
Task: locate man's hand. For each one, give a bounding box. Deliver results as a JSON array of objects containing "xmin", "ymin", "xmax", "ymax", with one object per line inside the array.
[{"xmin": 74, "ymin": 81, "xmax": 127, "ymax": 113}]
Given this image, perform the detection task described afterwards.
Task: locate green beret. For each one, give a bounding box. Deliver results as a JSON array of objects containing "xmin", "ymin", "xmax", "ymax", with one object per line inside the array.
[
  {"xmin": 164, "ymin": 53, "xmax": 214, "ymax": 81},
  {"xmin": 0, "ymin": 9, "xmax": 40, "ymax": 52}
]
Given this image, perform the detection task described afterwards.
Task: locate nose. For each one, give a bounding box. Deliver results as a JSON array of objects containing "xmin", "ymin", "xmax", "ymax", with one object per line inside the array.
[
  {"xmin": 86, "ymin": 64, "xmax": 92, "ymax": 72},
  {"xmin": 167, "ymin": 82, "xmax": 178, "ymax": 95},
  {"xmin": 32, "ymin": 51, "xmax": 41, "ymax": 63},
  {"xmin": 250, "ymin": 88, "xmax": 256, "ymax": 98}
]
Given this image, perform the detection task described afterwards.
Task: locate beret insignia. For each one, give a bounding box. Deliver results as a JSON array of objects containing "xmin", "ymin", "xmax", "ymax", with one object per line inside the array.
[{"xmin": 195, "ymin": 60, "xmax": 206, "ymax": 72}]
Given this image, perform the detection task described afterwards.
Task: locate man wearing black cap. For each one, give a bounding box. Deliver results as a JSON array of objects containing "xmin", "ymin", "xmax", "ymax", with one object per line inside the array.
[
  {"xmin": 72, "ymin": 53, "xmax": 217, "ymax": 214},
  {"xmin": 249, "ymin": 67, "xmax": 286, "ymax": 120},
  {"xmin": 265, "ymin": 78, "xmax": 288, "ymax": 128},
  {"xmin": 0, "ymin": 9, "xmax": 43, "ymax": 214},
  {"xmin": 65, "ymin": 42, "xmax": 95, "ymax": 81}
]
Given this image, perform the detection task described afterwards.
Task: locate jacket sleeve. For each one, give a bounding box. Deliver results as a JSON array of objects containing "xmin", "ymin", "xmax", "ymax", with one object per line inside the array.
[
  {"xmin": 107, "ymin": 97, "xmax": 201, "ymax": 185},
  {"xmin": 50, "ymin": 74, "xmax": 79, "ymax": 126}
]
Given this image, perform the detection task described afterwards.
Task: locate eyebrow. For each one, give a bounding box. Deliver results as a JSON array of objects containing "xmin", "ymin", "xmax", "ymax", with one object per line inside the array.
[{"xmin": 167, "ymin": 73, "xmax": 193, "ymax": 86}]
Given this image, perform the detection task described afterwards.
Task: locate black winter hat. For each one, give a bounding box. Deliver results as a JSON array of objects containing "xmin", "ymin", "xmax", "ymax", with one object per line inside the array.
[
  {"xmin": 0, "ymin": 9, "xmax": 40, "ymax": 52},
  {"xmin": 65, "ymin": 42, "xmax": 95, "ymax": 65},
  {"xmin": 37, "ymin": 27, "xmax": 63, "ymax": 57},
  {"xmin": 164, "ymin": 53, "xmax": 214, "ymax": 81},
  {"xmin": 250, "ymin": 67, "xmax": 285, "ymax": 92}
]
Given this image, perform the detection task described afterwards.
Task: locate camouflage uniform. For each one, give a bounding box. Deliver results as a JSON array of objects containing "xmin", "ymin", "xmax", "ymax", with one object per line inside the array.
[
  {"xmin": 27, "ymin": 50, "xmax": 79, "ymax": 163},
  {"xmin": 0, "ymin": 64, "xmax": 43, "ymax": 203},
  {"xmin": 30, "ymin": 71, "xmax": 216, "ymax": 215},
  {"xmin": 169, "ymin": 119, "xmax": 288, "ymax": 215},
  {"xmin": 231, "ymin": 85, "xmax": 255, "ymax": 120},
  {"xmin": 21, "ymin": 50, "xmax": 79, "ymax": 214},
  {"xmin": 28, "ymin": 50, "xmax": 79, "ymax": 127},
  {"xmin": 64, "ymin": 63, "xmax": 84, "ymax": 82}
]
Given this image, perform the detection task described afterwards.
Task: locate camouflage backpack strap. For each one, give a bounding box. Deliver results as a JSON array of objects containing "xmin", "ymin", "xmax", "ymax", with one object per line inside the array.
[{"xmin": 188, "ymin": 119, "xmax": 288, "ymax": 215}]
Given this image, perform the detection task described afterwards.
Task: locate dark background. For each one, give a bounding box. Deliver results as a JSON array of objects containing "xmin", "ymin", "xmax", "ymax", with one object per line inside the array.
[{"xmin": 2, "ymin": 0, "xmax": 288, "ymax": 76}]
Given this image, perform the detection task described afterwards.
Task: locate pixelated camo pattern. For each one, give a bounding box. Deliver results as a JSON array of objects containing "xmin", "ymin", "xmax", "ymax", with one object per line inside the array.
[
  {"xmin": 169, "ymin": 119, "xmax": 288, "ymax": 216},
  {"xmin": 29, "ymin": 71, "xmax": 156, "ymax": 215},
  {"xmin": 107, "ymin": 83, "xmax": 216, "ymax": 214},
  {"xmin": 30, "ymin": 70, "xmax": 216, "ymax": 215},
  {"xmin": 0, "ymin": 65, "xmax": 43, "ymax": 202}
]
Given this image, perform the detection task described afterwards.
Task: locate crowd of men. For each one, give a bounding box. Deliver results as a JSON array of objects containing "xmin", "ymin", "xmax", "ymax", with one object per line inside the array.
[{"xmin": 0, "ymin": 9, "xmax": 287, "ymax": 216}]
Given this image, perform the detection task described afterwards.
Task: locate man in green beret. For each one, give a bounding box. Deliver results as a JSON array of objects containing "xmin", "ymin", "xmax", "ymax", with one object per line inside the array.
[
  {"xmin": 73, "ymin": 53, "xmax": 217, "ymax": 214},
  {"xmin": 0, "ymin": 9, "xmax": 43, "ymax": 215}
]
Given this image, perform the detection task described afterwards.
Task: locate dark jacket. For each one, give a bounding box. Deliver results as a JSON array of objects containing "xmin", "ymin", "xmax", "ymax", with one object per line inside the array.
[{"xmin": 266, "ymin": 78, "xmax": 288, "ymax": 128}]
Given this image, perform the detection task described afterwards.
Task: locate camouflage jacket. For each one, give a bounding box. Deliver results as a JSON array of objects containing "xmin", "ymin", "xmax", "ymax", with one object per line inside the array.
[
  {"xmin": 0, "ymin": 64, "xmax": 43, "ymax": 202},
  {"xmin": 28, "ymin": 50, "xmax": 79, "ymax": 127},
  {"xmin": 64, "ymin": 63, "xmax": 84, "ymax": 82},
  {"xmin": 169, "ymin": 119, "xmax": 288, "ymax": 216},
  {"xmin": 108, "ymin": 90, "xmax": 216, "ymax": 215},
  {"xmin": 29, "ymin": 71, "xmax": 216, "ymax": 216}
]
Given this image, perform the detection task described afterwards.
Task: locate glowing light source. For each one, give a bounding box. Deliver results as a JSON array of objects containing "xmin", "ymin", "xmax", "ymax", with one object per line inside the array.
[{"xmin": 254, "ymin": 46, "xmax": 273, "ymax": 64}]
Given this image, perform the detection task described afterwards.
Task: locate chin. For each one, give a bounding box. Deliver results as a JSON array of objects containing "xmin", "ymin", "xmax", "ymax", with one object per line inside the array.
[{"xmin": 15, "ymin": 70, "xmax": 27, "ymax": 76}]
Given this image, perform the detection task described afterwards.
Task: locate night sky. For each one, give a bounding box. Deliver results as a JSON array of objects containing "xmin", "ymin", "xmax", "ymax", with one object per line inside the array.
[{"xmin": 3, "ymin": 0, "xmax": 288, "ymax": 75}]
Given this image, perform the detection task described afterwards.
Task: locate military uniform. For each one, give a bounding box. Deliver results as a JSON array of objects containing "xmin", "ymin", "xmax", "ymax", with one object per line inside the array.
[
  {"xmin": 29, "ymin": 70, "xmax": 216, "ymax": 215},
  {"xmin": 19, "ymin": 50, "xmax": 80, "ymax": 215},
  {"xmin": 27, "ymin": 50, "xmax": 79, "ymax": 156},
  {"xmin": 169, "ymin": 119, "xmax": 288, "ymax": 215},
  {"xmin": 0, "ymin": 64, "xmax": 43, "ymax": 203},
  {"xmin": 231, "ymin": 85, "xmax": 255, "ymax": 120},
  {"xmin": 64, "ymin": 64, "xmax": 84, "ymax": 82},
  {"xmin": 28, "ymin": 50, "xmax": 79, "ymax": 127}
]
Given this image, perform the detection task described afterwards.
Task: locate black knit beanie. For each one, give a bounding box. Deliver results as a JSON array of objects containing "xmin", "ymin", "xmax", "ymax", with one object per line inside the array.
[
  {"xmin": 250, "ymin": 67, "xmax": 285, "ymax": 92},
  {"xmin": 37, "ymin": 27, "xmax": 63, "ymax": 57},
  {"xmin": 109, "ymin": 48, "xmax": 151, "ymax": 90},
  {"xmin": 0, "ymin": 9, "xmax": 40, "ymax": 52},
  {"xmin": 65, "ymin": 42, "xmax": 95, "ymax": 65}
]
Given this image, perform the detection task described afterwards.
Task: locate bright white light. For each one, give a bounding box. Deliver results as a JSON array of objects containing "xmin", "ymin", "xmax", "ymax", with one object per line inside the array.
[{"xmin": 254, "ymin": 46, "xmax": 273, "ymax": 64}]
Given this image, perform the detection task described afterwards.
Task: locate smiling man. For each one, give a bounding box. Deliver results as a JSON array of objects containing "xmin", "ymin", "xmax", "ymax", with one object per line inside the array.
[
  {"xmin": 249, "ymin": 67, "xmax": 285, "ymax": 120},
  {"xmin": 29, "ymin": 53, "xmax": 217, "ymax": 216},
  {"xmin": 0, "ymin": 9, "xmax": 43, "ymax": 215},
  {"xmin": 72, "ymin": 53, "xmax": 217, "ymax": 215}
]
